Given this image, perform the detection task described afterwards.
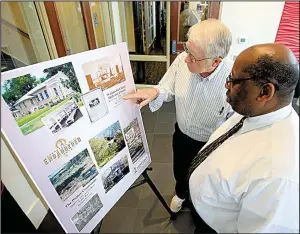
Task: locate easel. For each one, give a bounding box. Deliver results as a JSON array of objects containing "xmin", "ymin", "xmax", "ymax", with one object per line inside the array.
[{"xmin": 91, "ymin": 167, "xmax": 177, "ymax": 233}]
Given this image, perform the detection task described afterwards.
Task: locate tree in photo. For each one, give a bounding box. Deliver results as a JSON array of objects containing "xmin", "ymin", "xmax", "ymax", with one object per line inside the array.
[
  {"xmin": 43, "ymin": 62, "xmax": 81, "ymax": 93},
  {"xmin": 2, "ymin": 74, "xmax": 39, "ymax": 107},
  {"xmin": 89, "ymin": 138, "xmax": 118, "ymax": 168},
  {"xmin": 114, "ymin": 131, "xmax": 126, "ymax": 151}
]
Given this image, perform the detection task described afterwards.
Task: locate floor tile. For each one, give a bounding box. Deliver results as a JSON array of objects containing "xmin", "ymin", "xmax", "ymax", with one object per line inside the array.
[
  {"xmin": 141, "ymin": 163, "xmax": 175, "ymax": 194},
  {"xmin": 141, "ymin": 105, "xmax": 152, "ymax": 113},
  {"xmin": 150, "ymin": 134, "xmax": 173, "ymax": 163},
  {"xmin": 141, "ymin": 111, "xmax": 157, "ymax": 133},
  {"xmin": 157, "ymin": 112, "xmax": 176, "ymax": 124},
  {"xmin": 138, "ymin": 186, "xmax": 173, "ymax": 210},
  {"xmin": 115, "ymin": 185, "xmax": 142, "ymax": 208},
  {"xmin": 146, "ymin": 133, "xmax": 154, "ymax": 150},
  {"xmin": 154, "ymin": 122, "xmax": 175, "ymax": 134},
  {"xmin": 138, "ymin": 186, "xmax": 190, "ymax": 212},
  {"xmin": 159, "ymin": 101, "xmax": 176, "ymax": 113},
  {"xmin": 100, "ymin": 207, "xmax": 138, "ymax": 233},
  {"xmin": 133, "ymin": 208, "xmax": 194, "ymax": 233}
]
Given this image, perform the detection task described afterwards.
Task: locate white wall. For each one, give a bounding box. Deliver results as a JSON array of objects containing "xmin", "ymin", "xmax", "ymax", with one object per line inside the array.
[
  {"xmin": 1, "ymin": 138, "xmax": 48, "ymax": 228},
  {"xmin": 220, "ymin": 2, "xmax": 285, "ymax": 60}
]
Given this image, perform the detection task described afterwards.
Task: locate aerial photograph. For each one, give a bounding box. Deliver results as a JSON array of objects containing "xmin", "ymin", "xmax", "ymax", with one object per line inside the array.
[{"xmin": 48, "ymin": 149, "xmax": 99, "ymax": 202}]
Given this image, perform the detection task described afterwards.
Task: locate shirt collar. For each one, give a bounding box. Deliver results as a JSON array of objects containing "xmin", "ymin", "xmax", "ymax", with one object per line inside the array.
[{"xmin": 240, "ymin": 104, "xmax": 293, "ymax": 134}]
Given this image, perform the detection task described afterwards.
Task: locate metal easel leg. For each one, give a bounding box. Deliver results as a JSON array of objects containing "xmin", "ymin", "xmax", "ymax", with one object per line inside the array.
[{"xmin": 142, "ymin": 168, "xmax": 177, "ymax": 220}]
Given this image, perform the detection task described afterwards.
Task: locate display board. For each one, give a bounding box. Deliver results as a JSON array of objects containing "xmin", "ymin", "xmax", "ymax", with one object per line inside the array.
[{"xmin": 1, "ymin": 43, "xmax": 151, "ymax": 233}]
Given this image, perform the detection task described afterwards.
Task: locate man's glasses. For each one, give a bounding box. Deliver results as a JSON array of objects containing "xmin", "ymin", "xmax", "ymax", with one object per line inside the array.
[
  {"xmin": 226, "ymin": 74, "xmax": 279, "ymax": 90},
  {"xmin": 183, "ymin": 42, "xmax": 213, "ymax": 63},
  {"xmin": 226, "ymin": 74, "xmax": 252, "ymax": 86}
]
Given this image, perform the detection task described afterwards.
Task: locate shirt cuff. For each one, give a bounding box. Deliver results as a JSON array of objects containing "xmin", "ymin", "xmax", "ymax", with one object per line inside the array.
[{"xmin": 149, "ymin": 86, "xmax": 167, "ymax": 112}]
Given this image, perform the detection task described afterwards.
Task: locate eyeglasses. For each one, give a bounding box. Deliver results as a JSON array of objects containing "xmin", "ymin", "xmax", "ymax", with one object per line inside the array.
[
  {"xmin": 183, "ymin": 42, "xmax": 213, "ymax": 63},
  {"xmin": 226, "ymin": 74, "xmax": 252, "ymax": 86},
  {"xmin": 226, "ymin": 74, "xmax": 280, "ymax": 90}
]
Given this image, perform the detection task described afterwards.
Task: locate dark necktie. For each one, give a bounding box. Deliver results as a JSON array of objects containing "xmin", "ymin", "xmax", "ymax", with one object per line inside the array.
[{"xmin": 188, "ymin": 116, "xmax": 247, "ymax": 180}]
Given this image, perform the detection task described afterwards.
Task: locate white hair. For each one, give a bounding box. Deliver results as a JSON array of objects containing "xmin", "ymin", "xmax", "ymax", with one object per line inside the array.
[{"xmin": 187, "ymin": 19, "xmax": 232, "ymax": 59}]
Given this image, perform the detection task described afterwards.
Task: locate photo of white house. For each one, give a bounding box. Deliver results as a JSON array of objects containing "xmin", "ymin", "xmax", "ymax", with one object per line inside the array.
[
  {"xmin": 13, "ymin": 71, "xmax": 75, "ymax": 117},
  {"xmin": 2, "ymin": 62, "xmax": 83, "ymax": 135}
]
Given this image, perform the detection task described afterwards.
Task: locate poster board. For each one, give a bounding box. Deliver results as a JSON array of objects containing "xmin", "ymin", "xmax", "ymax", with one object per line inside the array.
[{"xmin": 1, "ymin": 43, "xmax": 151, "ymax": 233}]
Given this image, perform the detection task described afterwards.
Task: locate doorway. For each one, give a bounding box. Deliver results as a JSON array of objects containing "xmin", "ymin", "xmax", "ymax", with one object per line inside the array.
[{"xmin": 170, "ymin": 1, "xmax": 221, "ymax": 63}]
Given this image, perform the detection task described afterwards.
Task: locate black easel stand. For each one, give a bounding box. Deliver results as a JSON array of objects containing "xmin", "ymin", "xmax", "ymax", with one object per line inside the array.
[{"xmin": 92, "ymin": 167, "xmax": 177, "ymax": 234}]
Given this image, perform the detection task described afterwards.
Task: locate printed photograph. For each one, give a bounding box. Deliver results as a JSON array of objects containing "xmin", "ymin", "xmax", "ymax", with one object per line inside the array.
[
  {"xmin": 123, "ymin": 118, "xmax": 146, "ymax": 163},
  {"xmin": 71, "ymin": 194, "xmax": 103, "ymax": 232},
  {"xmin": 82, "ymin": 88, "xmax": 108, "ymax": 123},
  {"xmin": 48, "ymin": 149, "xmax": 99, "ymax": 202},
  {"xmin": 1, "ymin": 62, "xmax": 83, "ymax": 135},
  {"xmin": 41, "ymin": 100, "xmax": 83, "ymax": 134},
  {"xmin": 82, "ymin": 54, "xmax": 125, "ymax": 90},
  {"xmin": 89, "ymin": 121, "xmax": 126, "ymax": 168},
  {"xmin": 89, "ymin": 98, "xmax": 100, "ymax": 108},
  {"xmin": 101, "ymin": 155, "xmax": 130, "ymax": 193}
]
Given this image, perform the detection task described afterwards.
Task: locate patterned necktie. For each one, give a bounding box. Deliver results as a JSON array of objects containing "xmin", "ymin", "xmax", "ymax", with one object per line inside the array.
[{"xmin": 188, "ymin": 116, "xmax": 247, "ymax": 180}]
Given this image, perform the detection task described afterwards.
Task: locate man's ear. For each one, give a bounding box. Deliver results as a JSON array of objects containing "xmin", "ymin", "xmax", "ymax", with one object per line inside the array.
[
  {"xmin": 212, "ymin": 58, "xmax": 223, "ymax": 67},
  {"xmin": 257, "ymin": 83, "xmax": 276, "ymax": 102}
]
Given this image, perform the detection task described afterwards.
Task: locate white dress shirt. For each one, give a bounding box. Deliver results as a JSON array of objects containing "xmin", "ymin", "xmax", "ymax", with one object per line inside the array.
[
  {"xmin": 189, "ymin": 104, "xmax": 299, "ymax": 233},
  {"xmin": 149, "ymin": 52, "xmax": 233, "ymax": 142}
]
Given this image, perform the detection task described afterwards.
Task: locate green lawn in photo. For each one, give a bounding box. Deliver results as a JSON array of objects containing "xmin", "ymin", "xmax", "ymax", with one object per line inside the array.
[
  {"xmin": 18, "ymin": 97, "xmax": 72, "ymax": 135},
  {"xmin": 16, "ymin": 107, "xmax": 51, "ymax": 127}
]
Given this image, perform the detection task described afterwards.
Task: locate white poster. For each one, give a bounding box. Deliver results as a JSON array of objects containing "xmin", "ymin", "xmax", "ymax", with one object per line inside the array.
[{"xmin": 1, "ymin": 43, "xmax": 151, "ymax": 233}]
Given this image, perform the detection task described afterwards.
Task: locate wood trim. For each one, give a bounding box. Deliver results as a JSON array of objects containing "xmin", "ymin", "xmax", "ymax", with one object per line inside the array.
[
  {"xmin": 170, "ymin": 2, "xmax": 184, "ymax": 52},
  {"xmin": 35, "ymin": 2, "xmax": 58, "ymax": 59},
  {"xmin": 170, "ymin": 2, "xmax": 179, "ymax": 42},
  {"xmin": 208, "ymin": 2, "xmax": 221, "ymax": 19},
  {"xmin": 166, "ymin": 2, "xmax": 171, "ymax": 68},
  {"xmin": 80, "ymin": 2, "xmax": 97, "ymax": 50},
  {"xmin": 43, "ymin": 1, "xmax": 67, "ymax": 57}
]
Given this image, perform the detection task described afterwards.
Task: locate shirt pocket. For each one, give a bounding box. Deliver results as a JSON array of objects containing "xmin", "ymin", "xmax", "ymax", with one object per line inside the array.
[{"xmin": 200, "ymin": 95, "xmax": 228, "ymax": 127}]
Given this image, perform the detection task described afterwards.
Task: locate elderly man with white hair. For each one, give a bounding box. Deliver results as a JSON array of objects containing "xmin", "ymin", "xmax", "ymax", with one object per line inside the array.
[{"xmin": 124, "ymin": 19, "xmax": 233, "ymax": 213}]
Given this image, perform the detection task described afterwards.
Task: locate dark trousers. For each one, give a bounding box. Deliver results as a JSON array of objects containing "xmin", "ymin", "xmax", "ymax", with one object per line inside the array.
[{"xmin": 172, "ymin": 123, "xmax": 206, "ymax": 199}]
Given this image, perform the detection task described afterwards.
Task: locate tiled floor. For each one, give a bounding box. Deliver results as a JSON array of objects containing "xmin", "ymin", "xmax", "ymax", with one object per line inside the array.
[
  {"xmin": 100, "ymin": 101, "xmax": 195, "ymax": 233},
  {"xmin": 38, "ymin": 101, "xmax": 195, "ymax": 233}
]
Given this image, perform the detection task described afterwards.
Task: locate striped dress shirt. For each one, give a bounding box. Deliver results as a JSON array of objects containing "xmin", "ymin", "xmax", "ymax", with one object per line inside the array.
[{"xmin": 149, "ymin": 52, "xmax": 233, "ymax": 142}]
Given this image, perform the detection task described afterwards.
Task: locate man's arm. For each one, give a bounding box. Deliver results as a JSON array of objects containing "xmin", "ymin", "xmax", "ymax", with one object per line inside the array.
[
  {"xmin": 237, "ymin": 178, "xmax": 299, "ymax": 233},
  {"xmin": 123, "ymin": 53, "xmax": 183, "ymax": 111},
  {"xmin": 148, "ymin": 55, "xmax": 182, "ymax": 111}
]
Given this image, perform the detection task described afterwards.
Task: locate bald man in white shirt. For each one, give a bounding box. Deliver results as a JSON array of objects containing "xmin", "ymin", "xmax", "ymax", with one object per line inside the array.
[{"xmin": 188, "ymin": 43, "xmax": 299, "ymax": 233}]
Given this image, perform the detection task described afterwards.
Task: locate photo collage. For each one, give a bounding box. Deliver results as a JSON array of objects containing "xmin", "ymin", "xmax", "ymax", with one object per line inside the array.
[{"xmin": 1, "ymin": 49, "xmax": 149, "ymax": 233}]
